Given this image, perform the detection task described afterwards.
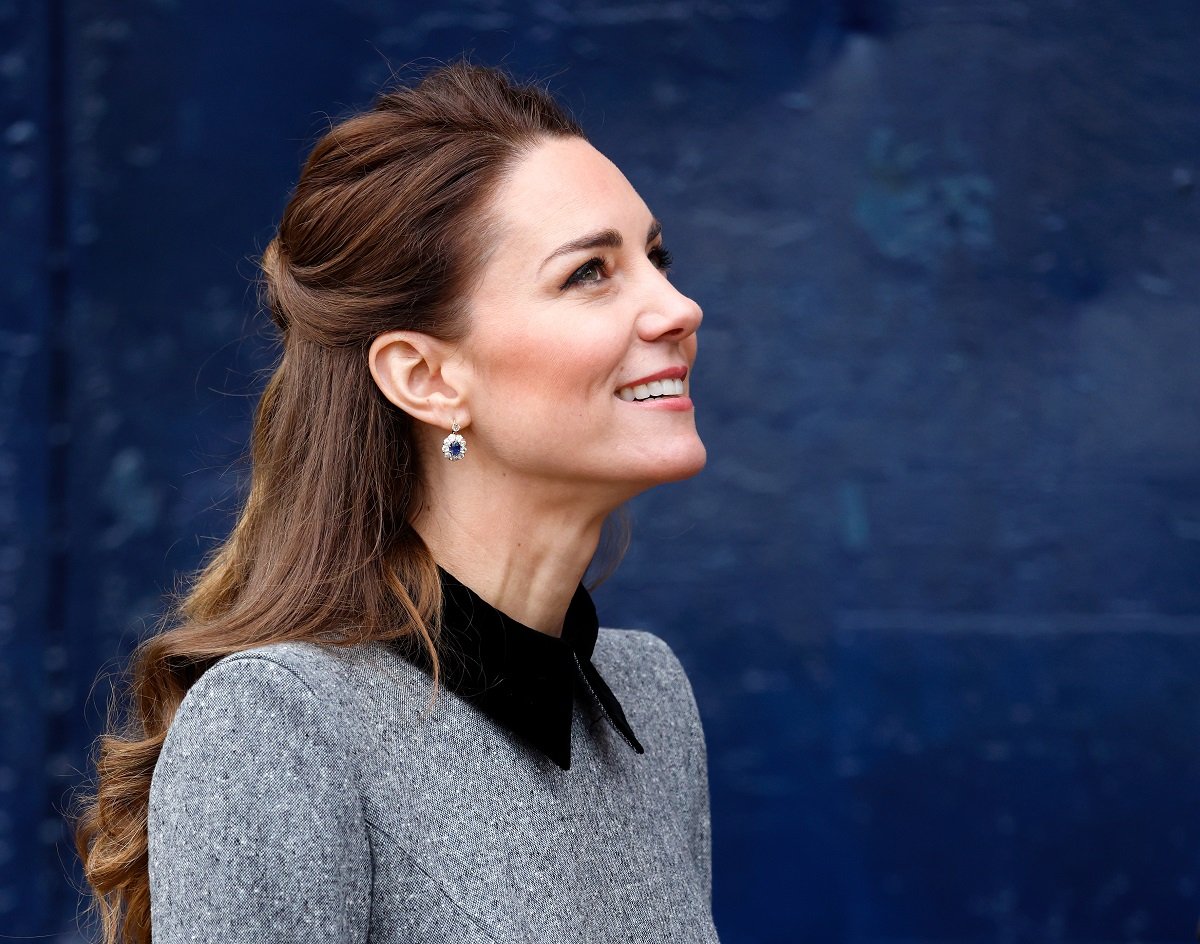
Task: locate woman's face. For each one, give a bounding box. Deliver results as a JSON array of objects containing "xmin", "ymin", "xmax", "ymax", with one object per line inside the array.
[{"xmin": 454, "ymin": 136, "xmax": 706, "ymax": 502}]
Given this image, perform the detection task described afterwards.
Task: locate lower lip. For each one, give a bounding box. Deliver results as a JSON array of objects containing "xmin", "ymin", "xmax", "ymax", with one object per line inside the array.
[{"xmin": 615, "ymin": 394, "xmax": 694, "ymax": 411}]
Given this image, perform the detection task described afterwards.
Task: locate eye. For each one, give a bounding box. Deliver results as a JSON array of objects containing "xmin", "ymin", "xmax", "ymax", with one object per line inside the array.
[
  {"xmin": 649, "ymin": 244, "xmax": 674, "ymax": 273},
  {"xmin": 562, "ymin": 256, "xmax": 607, "ymax": 289}
]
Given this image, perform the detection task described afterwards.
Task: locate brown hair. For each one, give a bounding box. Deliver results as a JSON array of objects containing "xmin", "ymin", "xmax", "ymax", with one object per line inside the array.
[{"xmin": 71, "ymin": 58, "xmax": 623, "ymax": 944}]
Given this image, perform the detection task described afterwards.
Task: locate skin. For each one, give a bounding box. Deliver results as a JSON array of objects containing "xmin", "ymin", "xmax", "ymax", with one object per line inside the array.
[{"xmin": 368, "ymin": 136, "xmax": 705, "ymax": 637}]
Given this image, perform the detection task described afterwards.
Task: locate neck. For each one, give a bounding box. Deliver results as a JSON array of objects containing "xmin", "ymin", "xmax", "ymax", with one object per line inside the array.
[{"xmin": 411, "ymin": 470, "xmax": 621, "ymax": 638}]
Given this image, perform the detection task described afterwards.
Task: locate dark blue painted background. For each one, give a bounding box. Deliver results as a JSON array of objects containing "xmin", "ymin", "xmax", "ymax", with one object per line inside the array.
[{"xmin": 4, "ymin": 1, "xmax": 1199, "ymax": 941}]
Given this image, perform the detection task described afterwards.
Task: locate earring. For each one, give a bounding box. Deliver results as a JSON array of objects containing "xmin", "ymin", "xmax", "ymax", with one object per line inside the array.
[{"xmin": 441, "ymin": 421, "xmax": 466, "ymax": 461}]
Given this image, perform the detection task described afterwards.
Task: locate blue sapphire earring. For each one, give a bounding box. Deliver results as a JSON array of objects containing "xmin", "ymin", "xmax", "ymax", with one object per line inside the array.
[{"xmin": 441, "ymin": 421, "xmax": 466, "ymax": 461}]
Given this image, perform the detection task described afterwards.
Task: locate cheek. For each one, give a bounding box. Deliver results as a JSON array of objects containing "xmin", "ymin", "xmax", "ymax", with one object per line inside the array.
[{"xmin": 484, "ymin": 322, "xmax": 624, "ymax": 402}]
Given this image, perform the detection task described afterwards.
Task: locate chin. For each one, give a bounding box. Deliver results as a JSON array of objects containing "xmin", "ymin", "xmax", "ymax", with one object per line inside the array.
[{"xmin": 640, "ymin": 440, "xmax": 708, "ymax": 485}]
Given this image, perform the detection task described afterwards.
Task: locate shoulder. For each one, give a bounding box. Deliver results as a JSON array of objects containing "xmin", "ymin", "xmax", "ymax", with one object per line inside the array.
[
  {"xmin": 595, "ymin": 626, "xmax": 690, "ymax": 673},
  {"xmin": 151, "ymin": 643, "xmax": 374, "ymax": 834},
  {"xmin": 592, "ymin": 628, "xmax": 711, "ymax": 784},
  {"xmin": 181, "ymin": 639, "xmax": 380, "ymax": 716},
  {"xmin": 593, "ymin": 627, "xmax": 702, "ymax": 713},
  {"xmin": 148, "ymin": 647, "xmax": 372, "ymax": 939},
  {"xmin": 210, "ymin": 638, "xmax": 361, "ymax": 688},
  {"xmin": 157, "ymin": 641, "xmax": 374, "ymax": 778}
]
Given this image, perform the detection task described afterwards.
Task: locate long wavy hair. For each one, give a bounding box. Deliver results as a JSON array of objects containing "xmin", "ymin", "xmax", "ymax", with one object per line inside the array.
[{"xmin": 71, "ymin": 59, "xmax": 627, "ymax": 944}]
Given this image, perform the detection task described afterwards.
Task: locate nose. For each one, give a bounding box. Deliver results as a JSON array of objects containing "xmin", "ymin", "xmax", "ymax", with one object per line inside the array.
[{"xmin": 637, "ymin": 276, "xmax": 703, "ymax": 343}]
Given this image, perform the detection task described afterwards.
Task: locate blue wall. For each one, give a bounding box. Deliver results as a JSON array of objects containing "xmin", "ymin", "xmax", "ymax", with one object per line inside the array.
[{"xmin": 4, "ymin": 1, "xmax": 1199, "ymax": 941}]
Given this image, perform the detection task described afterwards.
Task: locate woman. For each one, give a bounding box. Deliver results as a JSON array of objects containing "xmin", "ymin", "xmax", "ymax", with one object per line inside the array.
[{"xmin": 74, "ymin": 59, "xmax": 717, "ymax": 943}]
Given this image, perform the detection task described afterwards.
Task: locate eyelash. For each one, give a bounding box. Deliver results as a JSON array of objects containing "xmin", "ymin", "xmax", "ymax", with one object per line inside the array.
[{"xmin": 562, "ymin": 245, "xmax": 674, "ymax": 290}]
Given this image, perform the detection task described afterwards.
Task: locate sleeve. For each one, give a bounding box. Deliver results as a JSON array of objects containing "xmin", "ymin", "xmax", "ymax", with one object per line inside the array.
[
  {"xmin": 643, "ymin": 632, "xmax": 715, "ymax": 900},
  {"xmin": 677, "ymin": 654, "xmax": 714, "ymax": 901},
  {"xmin": 147, "ymin": 656, "xmax": 371, "ymax": 943}
]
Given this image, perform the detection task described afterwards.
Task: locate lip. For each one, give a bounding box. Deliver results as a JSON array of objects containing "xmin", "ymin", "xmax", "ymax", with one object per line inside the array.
[
  {"xmin": 616, "ymin": 365, "xmax": 688, "ymax": 391},
  {"xmin": 620, "ymin": 394, "xmax": 693, "ymax": 411}
]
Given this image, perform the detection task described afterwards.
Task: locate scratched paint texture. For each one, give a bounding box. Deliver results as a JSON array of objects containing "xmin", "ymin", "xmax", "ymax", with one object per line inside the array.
[{"xmin": 4, "ymin": 1, "xmax": 1199, "ymax": 941}]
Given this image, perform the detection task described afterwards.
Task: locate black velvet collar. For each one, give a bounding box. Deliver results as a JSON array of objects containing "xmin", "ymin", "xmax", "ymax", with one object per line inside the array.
[{"xmin": 396, "ymin": 563, "xmax": 645, "ymax": 771}]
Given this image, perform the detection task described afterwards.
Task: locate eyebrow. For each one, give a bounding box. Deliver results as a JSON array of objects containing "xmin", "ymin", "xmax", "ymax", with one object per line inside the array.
[{"xmin": 538, "ymin": 219, "xmax": 663, "ymax": 275}]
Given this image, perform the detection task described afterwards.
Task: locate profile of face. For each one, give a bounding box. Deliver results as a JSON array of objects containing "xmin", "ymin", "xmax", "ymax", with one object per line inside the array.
[
  {"xmin": 371, "ymin": 136, "xmax": 707, "ymax": 515},
  {"xmin": 450, "ymin": 137, "xmax": 706, "ymax": 505}
]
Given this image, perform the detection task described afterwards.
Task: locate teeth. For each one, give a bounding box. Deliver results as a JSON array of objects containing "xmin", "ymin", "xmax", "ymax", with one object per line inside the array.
[{"xmin": 616, "ymin": 377, "xmax": 685, "ymax": 401}]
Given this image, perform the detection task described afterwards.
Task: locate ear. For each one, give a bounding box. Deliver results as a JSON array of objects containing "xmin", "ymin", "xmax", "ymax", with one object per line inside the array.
[{"xmin": 367, "ymin": 330, "xmax": 471, "ymax": 429}]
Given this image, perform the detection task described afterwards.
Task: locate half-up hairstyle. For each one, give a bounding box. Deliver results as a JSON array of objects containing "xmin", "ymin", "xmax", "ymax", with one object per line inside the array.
[{"xmin": 72, "ymin": 58, "xmax": 590, "ymax": 944}]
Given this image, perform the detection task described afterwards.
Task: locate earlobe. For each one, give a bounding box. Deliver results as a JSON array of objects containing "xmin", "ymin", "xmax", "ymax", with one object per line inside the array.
[{"xmin": 367, "ymin": 330, "xmax": 469, "ymax": 429}]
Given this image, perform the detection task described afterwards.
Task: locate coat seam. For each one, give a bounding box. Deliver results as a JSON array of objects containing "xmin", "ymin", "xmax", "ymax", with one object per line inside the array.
[{"xmin": 362, "ymin": 815, "xmax": 501, "ymax": 942}]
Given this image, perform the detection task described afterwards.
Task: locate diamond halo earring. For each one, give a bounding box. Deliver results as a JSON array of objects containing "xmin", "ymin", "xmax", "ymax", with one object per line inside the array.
[{"xmin": 441, "ymin": 421, "xmax": 466, "ymax": 462}]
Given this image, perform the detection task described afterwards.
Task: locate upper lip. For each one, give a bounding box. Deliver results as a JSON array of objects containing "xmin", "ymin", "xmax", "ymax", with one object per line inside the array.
[{"xmin": 617, "ymin": 365, "xmax": 688, "ymax": 390}]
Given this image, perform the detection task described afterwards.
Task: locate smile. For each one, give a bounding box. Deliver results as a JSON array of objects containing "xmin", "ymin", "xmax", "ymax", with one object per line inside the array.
[{"xmin": 615, "ymin": 378, "xmax": 686, "ymax": 401}]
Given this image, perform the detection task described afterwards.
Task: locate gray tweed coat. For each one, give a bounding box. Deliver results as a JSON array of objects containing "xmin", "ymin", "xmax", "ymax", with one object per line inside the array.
[{"xmin": 147, "ymin": 631, "xmax": 719, "ymax": 943}]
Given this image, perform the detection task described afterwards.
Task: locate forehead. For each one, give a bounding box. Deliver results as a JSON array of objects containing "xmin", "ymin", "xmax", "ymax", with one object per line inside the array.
[{"xmin": 491, "ymin": 137, "xmax": 651, "ymax": 254}]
